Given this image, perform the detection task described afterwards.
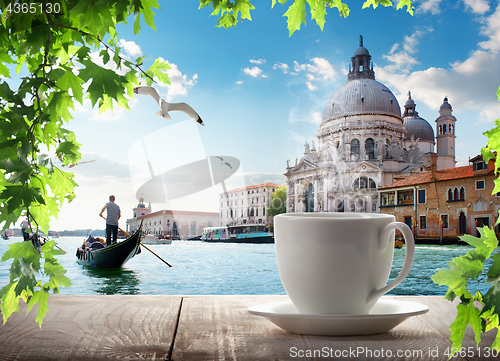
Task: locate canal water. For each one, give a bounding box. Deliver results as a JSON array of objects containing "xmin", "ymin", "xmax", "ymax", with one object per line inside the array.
[{"xmin": 0, "ymin": 236, "xmax": 496, "ymax": 296}]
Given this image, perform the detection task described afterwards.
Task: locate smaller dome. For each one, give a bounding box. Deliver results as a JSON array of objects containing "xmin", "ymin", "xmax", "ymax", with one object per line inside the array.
[
  {"xmin": 404, "ymin": 116, "xmax": 435, "ymax": 142},
  {"xmin": 405, "ymin": 97, "xmax": 415, "ymax": 107},
  {"xmin": 440, "ymin": 97, "xmax": 452, "ymax": 110},
  {"xmin": 354, "ymin": 46, "xmax": 369, "ymax": 56}
]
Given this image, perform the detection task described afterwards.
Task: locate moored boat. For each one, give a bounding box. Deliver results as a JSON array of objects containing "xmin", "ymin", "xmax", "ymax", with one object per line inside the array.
[
  {"xmin": 141, "ymin": 233, "xmax": 172, "ymax": 245},
  {"xmin": 395, "ymin": 239, "xmax": 404, "ymax": 248},
  {"xmin": 201, "ymin": 224, "xmax": 274, "ymax": 244},
  {"xmin": 76, "ymin": 224, "xmax": 143, "ymax": 268}
]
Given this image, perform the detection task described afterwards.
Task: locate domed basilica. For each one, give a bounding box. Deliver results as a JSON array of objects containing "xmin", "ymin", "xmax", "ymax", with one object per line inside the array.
[{"xmin": 285, "ymin": 37, "xmax": 457, "ymax": 214}]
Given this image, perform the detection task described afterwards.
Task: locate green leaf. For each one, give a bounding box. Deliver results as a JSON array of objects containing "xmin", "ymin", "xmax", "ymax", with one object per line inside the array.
[
  {"xmin": 0, "ymin": 282, "xmax": 21, "ymax": 324},
  {"xmin": 431, "ymin": 261, "xmax": 469, "ymax": 300},
  {"xmin": 144, "ymin": 58, "xmax": 171, "ymax": 86},
  {"xmin": 362, "ymin": 0, "xmax": 393, "ymax": 10},
  {"xmin": 0, "ymin": 185, "xmax": 44, "ymax": 212},
  {"xmin": 449, "ymin": 292, "xmax": 483, "ymax": 352},
  {"xmin": 283, "ymin": 0, "xmax": 307, "ymax": 36},
  {"xmin": 27, "ymin": 289, "xmax": 50, "ymax": 328},
  {"xmin": 396, "ymin": 0, "xmax": 415, "ymax": 15},
  {"xmin": 56, "ymin": 70, "xmax": 85, "ymax": 106}
]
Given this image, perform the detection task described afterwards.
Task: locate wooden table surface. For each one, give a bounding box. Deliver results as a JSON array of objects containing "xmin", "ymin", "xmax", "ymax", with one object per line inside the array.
[{"xmin": 0, "ymin": 295, "xmax": 498, "ymax": 360}]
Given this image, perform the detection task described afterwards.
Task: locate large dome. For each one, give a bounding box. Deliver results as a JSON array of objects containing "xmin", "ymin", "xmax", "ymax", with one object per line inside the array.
[{"xmin": 321, "ymin": 78, "xmax": 402, "ymax": 122}]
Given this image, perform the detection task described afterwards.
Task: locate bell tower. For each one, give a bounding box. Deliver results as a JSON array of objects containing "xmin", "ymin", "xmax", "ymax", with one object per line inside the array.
[
  {"xmin": 435, "ymin": 96, "xmax": 456, "ymax": 169},
  {"xmin": 348, "ymin": 35, "xmax": 375, "ymax": 81}
]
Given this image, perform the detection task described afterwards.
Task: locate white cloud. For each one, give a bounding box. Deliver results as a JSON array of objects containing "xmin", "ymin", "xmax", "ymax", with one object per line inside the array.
[
  {"xmin": 479, "ymin": 3, "xmax": 500, "ymax": 51},
  {"xmin": 311, "ymin": 112, "xmax": 322, "ymax": 124},
  {"xmin": 273, "ymin": 62, "xmax": 290, "ymax": 73},
  {"xmin": 236, "ymin": 80, "xmax": 243, "ymax": 84},
  {"xmin": 306, "ymin": 82, "xmax": 318, "ymax": 91},
  {"xmin": 478, "ymin": 102, "xmax": 500, "ymax": 124},
  {"xmin": 417, "ymin": 0, "xmax": 444, "ymax": 15},
  {"xmin": 292, "ymin": 57, "xmax": 338, "ymax": 91},
  {"xmin": 118, "ymin": 39, "xmax": 143, "ymax": 58},
  {"xmin": 463, "ymin": 0, "xmax": 490, "ymax": 14},
  {"xmin": 377, "ymin": 5, "xmax": 500, "ymax": 125},
  {"xmin": 382, "ymin": 30, "xmax": 425, "ymax": 73},
  {"xmin": 250, "ymin": 58, "xmax": 266, "ymax": 64},
  {"xmin": 243, "ymin": 66, "xmax": 266, "ymax": 77}
]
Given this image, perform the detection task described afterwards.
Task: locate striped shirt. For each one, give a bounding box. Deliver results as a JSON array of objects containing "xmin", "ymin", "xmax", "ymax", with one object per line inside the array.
[{"xmin": 105, "ymin": 202, "xmax": 120, "ymax": 226}]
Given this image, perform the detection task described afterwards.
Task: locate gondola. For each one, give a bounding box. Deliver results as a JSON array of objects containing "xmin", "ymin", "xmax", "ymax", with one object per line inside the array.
[{"xmin": 76, "ymin": 224, "xmax": 143, "ymax": 268}]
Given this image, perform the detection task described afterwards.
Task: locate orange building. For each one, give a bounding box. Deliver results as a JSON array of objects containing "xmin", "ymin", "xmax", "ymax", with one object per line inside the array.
[{"xmin": 378, "ymin": 154, "xmax": 499, "ymax": 243}]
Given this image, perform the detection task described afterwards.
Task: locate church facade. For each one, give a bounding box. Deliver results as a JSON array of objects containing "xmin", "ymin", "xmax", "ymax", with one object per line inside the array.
[{"xmin": 285, "ymin": 38, "xmax": 457, "ymax": 214}]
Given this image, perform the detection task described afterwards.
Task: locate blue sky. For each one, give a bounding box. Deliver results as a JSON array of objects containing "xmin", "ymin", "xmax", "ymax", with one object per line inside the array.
[{"xmin": 18, "ymin": 1, "xmax": 500, "ymax": 231}]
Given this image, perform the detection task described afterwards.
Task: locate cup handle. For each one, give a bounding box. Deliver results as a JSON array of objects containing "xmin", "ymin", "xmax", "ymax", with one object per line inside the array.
[{"xmin": 366, "ymin": 222, "xmax": 415, "ymax": 304}]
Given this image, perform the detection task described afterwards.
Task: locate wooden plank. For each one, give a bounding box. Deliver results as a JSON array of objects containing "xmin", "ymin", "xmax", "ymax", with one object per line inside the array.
[
  {"xmin": 172, "ymin": 295, "xmax": 498, "ymax": 361},
  {"xmin": 0, "ymin": 295, "xmax": 182, "ymax": 361}
]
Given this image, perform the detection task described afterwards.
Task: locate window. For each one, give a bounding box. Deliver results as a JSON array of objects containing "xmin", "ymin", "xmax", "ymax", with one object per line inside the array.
[
  {"xmin": 306, "ymin": 183, "xmax": 315, "ymax": 212},
  {"xmin": 353, "ymin": 177, "xmax": 376, "ymax": 190},
  {"xmin": 263, "ymin": 207, "xmax": 265, "ymax": 216},
  {"xmin": 454, "ymin": 188, "xmax": 459, "ymax": 201},
  {"xmin": 473, "ymin": 161, "xmax": 486, "ymax": 171},
  {"xmin": 336, "ymin": 200, "xmax": 345, "ymax": 212},
  {"xmin": 351, "ymin": 139, "xmax": 360, "ymax": 161},
  {"xmin": 448, "ymin": 188, "xmax": 453, "ymax": 201},
  {"xmin": 441, "ymin": 215, "xmax": 449, "ymax": 229},
  {"xmin": 418, "ymin": 189, "xmax": 426, "ymax": 204},
  {"xmin": 381, "ymin": 192, "xmax": 395, "ymax": 206},
  {"xmin": 460, "ymin": 187, "xmax": 465, "ymax": 200},
  {"xmin": 420, "ymin": 216, "xmax": 427, "ymax": 229},
  {"xmin": 398, "ymin": 190, "xmax": 414, "ymax": 205},
  {"xmin": 476, "ymin": 180, "xmax": 485, "ymax": 190},
  {"xmin": 365, "ymin": 138, "xmax": 375, "ymax": 159}
]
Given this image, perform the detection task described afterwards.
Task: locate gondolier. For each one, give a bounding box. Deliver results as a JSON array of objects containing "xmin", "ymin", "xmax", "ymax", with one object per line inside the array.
[{"xmin": 99, "ymin": 195, "xmax": 121, "ymax": 246}]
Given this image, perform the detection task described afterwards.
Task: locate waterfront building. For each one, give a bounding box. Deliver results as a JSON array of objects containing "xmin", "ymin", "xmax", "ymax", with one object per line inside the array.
[
  {"xmin": 285, "ymin": 37, "xmax": 456, "ymax": 214},
  {"xmin": 126, "ymin": 198, "xmax": 220, "ymax": 238},
  {"xmin": 219, "ymin": 182, "xmax": 281, "ymax": 226},
  {"xmin": 378, "ymin": 154, "xmax": 500, "ymax": 242}
]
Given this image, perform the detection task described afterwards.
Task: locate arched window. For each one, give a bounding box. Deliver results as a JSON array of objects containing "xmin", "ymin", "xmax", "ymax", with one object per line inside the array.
[
  {"xmin": 306, "ymin": 183, "xmax": 315, "ymax": 212},
  {"xmin": 353, "ymin": 177, "xmax": 376, "ymax": 190},
  {"xmin": 459, "ymin": 211, "xmax": 467, "ymax": 234},
  {"xmin": 449, "ymin": 124, "xmax": 453, "ymax": 134},
  {"xmin": 365, "ymin": 138, "xmax": 375, "ymax": 159},
  {"xmin": 190, "ymin": 222, "xmax": 196, "ymax": 235},
  {"xmin": 351, "ymin": 139, "xmax": 360, "ymax": 161},
  {"xmin": 448, "ymin": 188, "xmax": 453, "ymax": 201},
  {"xmin": 454, "ymin": 188, "xmax": 459, "ymax": 201},
  {"xmin": 439, "ymin": 125, "xmax": 442, "ymax": 135},
  {"xmin": 460, "ymin": 187, "xmax": 465, "ymax": 200}
]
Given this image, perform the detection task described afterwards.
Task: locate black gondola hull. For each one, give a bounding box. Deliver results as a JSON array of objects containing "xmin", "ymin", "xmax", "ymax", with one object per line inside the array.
[{"xmin": 76, "ymin": 227, "xmax": 142, "ymax": 268}]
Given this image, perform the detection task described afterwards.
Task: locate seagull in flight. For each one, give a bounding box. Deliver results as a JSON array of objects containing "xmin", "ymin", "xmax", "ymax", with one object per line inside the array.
[
  {"xmin": 133, "ymin": 86, "xmax": 204, "ymax": 126},
  {"xmin": 216, "ymin": 156, "xmax": 232, "ymax": 169}
]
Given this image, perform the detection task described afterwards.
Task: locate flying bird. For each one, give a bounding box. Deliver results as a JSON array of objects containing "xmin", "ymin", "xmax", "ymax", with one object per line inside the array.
[
  {"xmin": 216, "ymin": 156, "xmax": 232, "ymax": 169},
  {"xmin": 133, "ymin": 86, "xmax": 204, "ymax": 126}
]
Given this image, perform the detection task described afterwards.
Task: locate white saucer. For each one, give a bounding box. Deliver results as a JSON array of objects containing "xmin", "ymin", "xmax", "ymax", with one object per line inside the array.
[{"xmin": 247, "ymin": 297, "xmax": 429, "ymax": 336}]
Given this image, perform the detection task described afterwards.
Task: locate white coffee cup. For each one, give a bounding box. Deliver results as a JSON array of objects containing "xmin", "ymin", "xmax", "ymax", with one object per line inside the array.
[{"xmin": 274, "ymin": 213, "xmax": 415, "ymax": 315}]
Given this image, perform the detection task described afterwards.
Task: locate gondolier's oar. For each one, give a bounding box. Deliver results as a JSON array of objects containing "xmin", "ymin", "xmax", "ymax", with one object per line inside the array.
[
  {"xmin": 116, "ymin": 224, "xmax": 173, "ymax": 268},
  {"xmin": 138, "ymin": 241, "xmax": 173, "ymax": 268}
]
